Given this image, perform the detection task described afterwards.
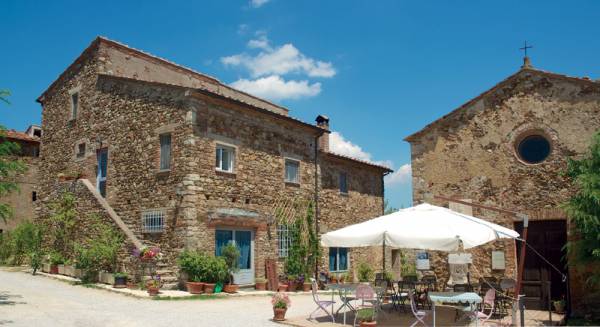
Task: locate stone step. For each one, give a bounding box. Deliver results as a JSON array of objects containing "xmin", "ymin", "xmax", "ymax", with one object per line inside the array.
[{"xmin": 161, "ymin": 282, "xmax": 179, "ymax": 290}]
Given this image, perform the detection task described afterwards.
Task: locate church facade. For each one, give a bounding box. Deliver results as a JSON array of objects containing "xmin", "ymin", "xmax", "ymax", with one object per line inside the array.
[{"xmin": 405, "ymin": 58, "xmax": 600, "ymax": 315}]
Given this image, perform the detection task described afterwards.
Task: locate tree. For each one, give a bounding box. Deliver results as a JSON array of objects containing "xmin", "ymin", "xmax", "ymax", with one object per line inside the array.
[
  {"xmin": 384, "ymin": 199, "xmax": 398, "ymax": 215},
  {"xmin": 563, "ymin": 131, "xmax": 600, "ymax": 286},
  {"xmin": 0, "ymin": 89, "xmax": 26, "ymax": 223}
]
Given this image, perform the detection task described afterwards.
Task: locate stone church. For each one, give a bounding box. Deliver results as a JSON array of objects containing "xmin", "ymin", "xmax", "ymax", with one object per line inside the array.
[
  {"xmin": 35, "ymin": 36, "xmax": 391, "ymax": 288},
  {"xmin": 405, "ymin": 57, "xmax": 600, "ymax": 315}
]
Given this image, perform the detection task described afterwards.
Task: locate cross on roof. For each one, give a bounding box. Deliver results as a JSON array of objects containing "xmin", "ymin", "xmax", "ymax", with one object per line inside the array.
[{"xmin": 520, "ymin": 41, "xmax": 533, "ymax": 57}]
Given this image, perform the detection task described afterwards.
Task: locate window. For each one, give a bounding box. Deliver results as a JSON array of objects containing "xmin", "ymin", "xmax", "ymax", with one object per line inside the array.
[
  {"xmin": 339, "ymin": 172, "xmax": 348, "ymax": 194},
  {"xmin": 159, "ymin": 133, "xmax": 172, "ymax": 170},
  {"xmin": 77, "ymin": 143, "xmax": 86, "ymax": 158},
  {"xmin": 32, "ymin": 128, "xmax": 42, "ymax": 137},
  {"xmin": 516, "ymin": 134, "xmax": 551, "ymax": 164},
  {"xmin": 277, "ymin": 224, "xmax": 293, "ymax": 258},
  {"xmin": 32, "ymin": 191, "xmax": 37, "ymax": 202},
  {"xmin": 284, "ymin": 159, "xmax": 299, "ymax": 183},
  {"xmin": 70, "ymin": 92, "xmax": 79, "ymax": 120},
  {"xmin": 142, "ymin": 210, "xmax": 165, "ymax": 233},
  {"xmin": 329, "ymin": 247, "xmax": 348, "ymax": 272},
  {"xmin": 216, "ymin": 144, "xmax": 235, "ymax": 173}
]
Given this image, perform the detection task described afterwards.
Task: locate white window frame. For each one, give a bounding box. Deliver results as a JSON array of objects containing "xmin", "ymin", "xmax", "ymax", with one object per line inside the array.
[
  {"xmin": 284, "ymin": 158, "xmax": 300, "ymax": 184},
  {"xmin": 141, "ymin": 209, "xmax": 166, "ymax": 233},
  {"xmin": 215, "ymin": 143, "xmax": 235, "ymax": 173},
  {"xmin": 159, "ymin": 133, "xmax": 172, "ymax": 171},
  {"xmin": 277, "ymin": 224, "xmax": 293, "ymax": 258}
]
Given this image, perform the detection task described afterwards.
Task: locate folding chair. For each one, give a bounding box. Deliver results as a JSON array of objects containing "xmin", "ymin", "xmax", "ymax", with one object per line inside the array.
[
  {"xmin": 467, "ymin": 289, "xmax": 496, "ymax": 325},
  {"xmin": 309, "ymin": 278, "xmax": 336, "ymax": 322},
  {"xmin": 353, "ymin": 284, "xmax": 378, "ymax": 327},
  {"xmin": 408, "ymin": 289, "xmax": 429, "ymax": 327}
]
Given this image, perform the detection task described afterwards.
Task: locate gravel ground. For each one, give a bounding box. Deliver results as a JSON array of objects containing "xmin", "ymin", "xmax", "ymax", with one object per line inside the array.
[{"xmin": 0, "ymin": 269, "xmax": 320, "ymax": 327}]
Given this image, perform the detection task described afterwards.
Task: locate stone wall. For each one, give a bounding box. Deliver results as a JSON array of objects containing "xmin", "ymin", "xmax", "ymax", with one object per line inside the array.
[{"xmin": 408, "ymin": 68, "xmax": 600, "ymax": 315}]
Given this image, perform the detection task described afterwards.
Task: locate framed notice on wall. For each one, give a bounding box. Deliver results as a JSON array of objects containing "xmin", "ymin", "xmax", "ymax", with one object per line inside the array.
[
  {"xmin": 491, "ymin": 251, "xmax": 505, "ymax": 270},
  {"xmin": 416, "ymin": 251, "xmax": 430, "ymax": 270}
]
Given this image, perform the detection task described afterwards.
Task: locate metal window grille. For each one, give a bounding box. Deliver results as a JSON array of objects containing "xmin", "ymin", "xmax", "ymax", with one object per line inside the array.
[
  {"xmin": 142, "ymin": 210, "xmax": 165, "ymax": 233},
  {"xmin": 277, "ymin": 224, "xmax": 292, "ymax": 258}
]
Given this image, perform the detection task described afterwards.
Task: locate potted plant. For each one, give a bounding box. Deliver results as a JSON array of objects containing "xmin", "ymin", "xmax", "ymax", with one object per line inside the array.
[
  {"xmin": 146, "ymin": 275, "xmax": 161, "ymax": 296},
  {"xmin": 221, "ymin": 243, "xmax": 240, "ymax": 294},
  {"xmin": 302, "ymin": 280, "xmax": 312, "ymax": 292},
  {"xmin": 63, "ymin": 260, "xmax": 75, "ymax": 277},
  {"xmin": 178, "ymin": 250, "xmax": 207, "ymax": 294},
  {"xmin": 553, "ymin": 298, "xmax": 566, "ymax": 313},
  {"xmin": 48, "ymin": 252, "xmax": 64, "ymax": 274},
  {"xmin": 255, "ymin": 277, "xmax": 267, "ymax": 291},
  {"xmin": 271, "ymin": 292, "xmax": 291, "ymax": 321},
  {"xmin": 99, "ymin": 271, "xmax": 115, "ymax": 285},
  {"xmin": 203, "ymin": 256, "xmax": 228, "ymax": 294},
  {"xmin": 113, "ymin": 272, "xmax": 128, "ymax": 288},
  {"xmin": 287, "ymin": 274, "xmax": 298, "ymax": 291},
  {"xmin": 133, "ymin": 246, "xmax": 161, "ymax": 262},
  {"xmin": 358, "ymin": 262, "xmax": 374, "ymax": 283},
  {"xmin": 277, "ymin": 283, "xmax": 289, "ymax": 292},
  {"xmin": 356, "ymin": 308, "xmax": 377, "ymax": 327}
]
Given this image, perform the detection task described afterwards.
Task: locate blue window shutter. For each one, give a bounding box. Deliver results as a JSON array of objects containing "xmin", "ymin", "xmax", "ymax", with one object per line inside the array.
[
  {"xmin": 329, "ymin": 248, "xmax": 337, "ymax": 271},
  {"xmin": 339, "ymin": 248, "xmax": 348, "ymax": 271}
]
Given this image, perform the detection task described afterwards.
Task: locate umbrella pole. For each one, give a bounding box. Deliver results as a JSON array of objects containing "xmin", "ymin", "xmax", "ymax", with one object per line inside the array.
[{"xmin": 382, "ymin": 233, "xmax": 386, "ymax": 273}]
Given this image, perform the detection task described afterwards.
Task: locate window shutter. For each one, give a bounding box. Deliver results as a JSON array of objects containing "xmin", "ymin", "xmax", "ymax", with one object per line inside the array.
[{"xmin": 160, "ymin": 134, "xmax": 171, "ymax": 170}]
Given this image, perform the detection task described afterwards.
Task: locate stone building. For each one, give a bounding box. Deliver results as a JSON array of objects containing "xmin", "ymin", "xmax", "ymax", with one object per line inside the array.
[
  {"xmin": 0, "ymin": 125, "xmax": 41, "ymax": 233},
  {"xmin": 35, "ymin": 36, "xmax": 391, "ymax": 286},
  {"xmin": 405, "ymin": 57, "xmax": 600, "ymax": 314}
]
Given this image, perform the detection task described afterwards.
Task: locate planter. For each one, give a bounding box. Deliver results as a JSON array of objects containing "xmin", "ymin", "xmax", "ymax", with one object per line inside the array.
[
  {"xmin": 73, "ymin": 268, "xmax": 84, "ymax": 279},
  {"xmin": 287, "ymin": 281, "xmax": 297, "ymax": 292},
  {"xmin": 147, "ymin": 286, "xmax": 160, "ymax": 296},
  {"xmin": 186, "ymin": 281, "xmax": 205, "ymax": 294},
  {"xmin": 554, "ymin": 302, "xmax": 565, "ymax": 314},
  {"xmin": 113, "ymin": 276, "xmax": 128, "ymax": 288},
  {"xmin": 359, "ymin": 322, "xmax": 377, "ymax": 327},
  {"xmin": 98, "ymin": 271, "xmax": 115, "ymax": 285},
  {"xmin": 223, "ymin": 284, "xmax": 239, "ymax": 294},
  {"xmin": 42, "ymin": 263, "xmax": 51, "ymax": 273},
  {"xmin": 273, "ymin": 308, "xmax": 287, "ymax": 321},
  {"xmin": 50, "ymin": 265, "xmax": 59, "ymax": 274},
  {"xmin": 204, "ymin": 283, "xmax": 216, "ymax": 294},
  {"xmin": 331, "ymin": 277, "xmax": 338, "ymax": 284},
  {"xmin": 63, "ymin": 265, "xmax": 75, "ymax": 277},
  {"xmin": 127, "ymin": 282, "xmax": 139, "ymax": 290},
  {"xmin": 277, "ymin": 284, "xmax": 288, "ymax": 292},
  {"xmin": 302, "ymin": 283, "xmax": 312, "ymax": 292},
  {"xmin": 57, "ymin": 264, "xmax": 66, "ymax": 275},
  {"xmin": 255, "ymin": 281, "xmax": 267, "ymax": 291}
]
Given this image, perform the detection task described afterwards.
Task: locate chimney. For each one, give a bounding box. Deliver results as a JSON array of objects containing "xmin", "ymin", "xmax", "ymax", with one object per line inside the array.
[
  {"xmin": 315, "ymin": 115, "xmax": 330, "ymax": 152},
  {"xmin": 521, "ymin": 56, "xmax": 533, "ymax": 69}
]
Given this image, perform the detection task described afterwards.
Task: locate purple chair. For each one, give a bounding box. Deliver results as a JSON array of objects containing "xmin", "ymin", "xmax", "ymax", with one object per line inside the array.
[
  {"xmin": 467, "ymin": 289, "xmax": 495, "ymax": 325},
  {"xmin": 409, "ymin": 289, "xmax": 429, "ymax": 327},
  {"xmin": 309, "ymin": 278, "xmax": 336, "ymax": 322}
]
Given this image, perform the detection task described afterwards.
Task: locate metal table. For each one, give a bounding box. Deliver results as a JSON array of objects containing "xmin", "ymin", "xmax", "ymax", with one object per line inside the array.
[
  {"xmin": 326, "ymin": 283, "xmax": 359, "ymax": 325},
  {"xmin": 428, "ymin": 291, "xmax": 482, "ymax": 327}
]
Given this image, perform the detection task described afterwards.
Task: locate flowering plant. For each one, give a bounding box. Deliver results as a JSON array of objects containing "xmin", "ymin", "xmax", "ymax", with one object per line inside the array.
[
  {"xmin": 271, "ymin": 292, "xmax": 291, "ymax": 309},
  {"xmin": 146, "ymin": 274, "xmax": 162, "ymax": 289},
  {"xmin": 133, "ymin": 246, "xmax": 161, "ymax": 261}
]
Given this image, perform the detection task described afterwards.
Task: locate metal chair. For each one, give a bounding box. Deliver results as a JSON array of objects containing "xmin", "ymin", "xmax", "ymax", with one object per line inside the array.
[
  {"xmin": 467, "ymin": 289, "xmax": 496, "ymax": 325},
  {"xmin": 353, "ymin": 284, "xmax": 378, "ymax": 327},
  {"xmin": 408, "ymin": 289, "xmax": 429, "ymax": 327},
  {"xmin": 309, "ymin": 278, "xmax": 336, "ymax": 322},
  {"xmin": 393, "ymin": 280, "xmax": 413, "ymax": 311}
]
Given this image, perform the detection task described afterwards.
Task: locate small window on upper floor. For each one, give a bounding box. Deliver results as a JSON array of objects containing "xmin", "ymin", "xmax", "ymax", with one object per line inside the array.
[
  {"xmin": 339, "ymin": 172, "xmax": 348, "ymax": 194},
  {"xmin": 32, "ymin": 128, "xmax": 42, "ymax": 138},
  {"xmin": 70, "ymin": 92, "xmax": 79, "ymax": 120},
  {"xmin": 159, "ymin": 133, "xmax": 172, "ymax": 171},
  {"xmin": 32, "ymin": 191, "xmax": 37, "ymax": 202},
  {"xmin": 76, "ymin": 143, "xmax": 86, "ymax": 158},
  {"xmin": 215, "ymin": 144, "xmax": 235, "ymax": 173},
  {"xmin": 284, "ymin": 159, "xmax": 300, "ymax": 184}
]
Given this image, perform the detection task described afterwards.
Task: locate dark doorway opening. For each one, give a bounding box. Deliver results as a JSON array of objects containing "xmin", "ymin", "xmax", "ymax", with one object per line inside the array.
[{"xmin": 515, "ymin": 220, "xmax": 568, "ymax": 310}]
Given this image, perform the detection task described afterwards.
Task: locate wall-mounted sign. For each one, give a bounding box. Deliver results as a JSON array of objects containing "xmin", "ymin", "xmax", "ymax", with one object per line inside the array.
[
  {"xmin": 492, "ymin": 251, "xmax": 505, "ymax": 270},
  {"xmin": 416, "ymin": 251, "xmax": 430, "ymax": 270}
]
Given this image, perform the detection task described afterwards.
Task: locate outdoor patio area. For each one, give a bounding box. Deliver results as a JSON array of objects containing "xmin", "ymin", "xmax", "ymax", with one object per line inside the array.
[{"xmin": 281, "ymin": 303, "xmax": 565, "ymax": 327}]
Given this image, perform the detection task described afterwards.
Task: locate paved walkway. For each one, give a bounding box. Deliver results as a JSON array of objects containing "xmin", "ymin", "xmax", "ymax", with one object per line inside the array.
[{"xmin": 0, "ymin": 269, "xmax": 320, "ymax": 327}]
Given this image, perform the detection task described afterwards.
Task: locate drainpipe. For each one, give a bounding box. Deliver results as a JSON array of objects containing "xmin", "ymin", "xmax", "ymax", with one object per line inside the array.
[{"xmin": 314, "ymin": 135, "xmax": 321, "ymax": 280}]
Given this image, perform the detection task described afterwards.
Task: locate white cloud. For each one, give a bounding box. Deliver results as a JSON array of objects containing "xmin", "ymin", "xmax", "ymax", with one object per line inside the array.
[
  {"xmin": 221, "ymin": 38, "xmax": 336, "ymax": 78},
  {"xmin": 329, "ymin": 131, "xmax": 411, "ymax": 186},
  {"xmin": 385, "ymin": 164, "xmax": 412, "ymax": 186},
  {"xmin": 250, "ymin": 0, "xmax": 270, "ymax": 8},
  {"xmin": 237, "ymin": 24, "xmax": 249, "ymax": 35},
  {"xmin": 230, "ymin": 75, "xmax": 321, "ymax": 101}
]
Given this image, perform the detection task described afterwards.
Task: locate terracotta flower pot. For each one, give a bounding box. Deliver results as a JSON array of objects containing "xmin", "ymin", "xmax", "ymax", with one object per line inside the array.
[
  {"xmin": 186, "ymin": 281, "xmax": 205, "ymax": 294},
  {"xmin": 223, "ymin": 284, "xmax": 239, "ymax": 294},
  {"xmin": 277, "ymin": 284, "xmax": 288, "ymax": 292},
  {"xmin": 360, "ymin": 321, "xmax": 377, "ymax": 327},
  {"xmin": 127, "ymin": 282, "xmax": 138, "ymax": 290},
  {"xmin": 50, "ymin": 265, "xmax": 59, "ymax": 274},
  {"xmin": 273, "ymin": 307, "xmax": 287, "ymax": 321},
  {"xmin": 302, "ymin": 283, "xmax": 312, "ymax": 292},
  {"xmin": 147, "ymin": 287, "xmax": 159, "ymax": 296},
  {"xmin": 204, "ymin": 283, "xmax": 216, "ymax": 294},
  {"xmin": 255, "ymin": 282, "xmax": 267, "ymax": 291}
]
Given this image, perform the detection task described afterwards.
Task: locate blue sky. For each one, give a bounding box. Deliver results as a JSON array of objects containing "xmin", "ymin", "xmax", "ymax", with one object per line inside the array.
[{"xmin": 2, "ymin": 0, "xmax": 600, "ymax": 209}]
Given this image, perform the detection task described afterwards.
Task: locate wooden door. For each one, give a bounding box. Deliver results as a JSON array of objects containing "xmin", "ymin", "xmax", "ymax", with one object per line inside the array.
[{"xmin": 515, "ymin": 220, "xmax": 568, "ymax": 310}]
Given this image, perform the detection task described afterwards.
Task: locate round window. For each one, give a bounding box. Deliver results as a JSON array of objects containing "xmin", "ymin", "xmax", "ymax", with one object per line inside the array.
[{"xmin": 516, "ymin": 135, "xmax": 551, "ymax": 164}]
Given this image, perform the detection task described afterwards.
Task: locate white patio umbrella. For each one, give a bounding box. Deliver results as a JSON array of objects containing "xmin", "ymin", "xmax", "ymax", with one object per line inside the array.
[{"xmin": 321, "ymin": 203, "xmax": 519, "ymax": 251}]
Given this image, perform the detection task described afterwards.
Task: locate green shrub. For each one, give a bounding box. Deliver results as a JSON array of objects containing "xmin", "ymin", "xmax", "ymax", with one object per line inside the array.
[
  {"xmin": 356, "ymin": 308, "xmax": 375, "ymax": 322},
  {"xmin": 73, "ymin": 215, "xmax": 123, "ymax": 279},
  {"xmin": 48, "ymin": 251, "xmax": 65, "ymax": 265},
  {"xmin": 204, "ymin": 256, "xmax": 228, "ymax": 284},
  {"xmin": 178, "ymin": 250, "xmax": 208, "ymax": 282},
  {"xmin": 357, "ymin": 262, "xmax": 374, "ymax": 282},
  {"xmin": 220, "ymin": 243, "xmax": 240, "ymax": 284}
]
